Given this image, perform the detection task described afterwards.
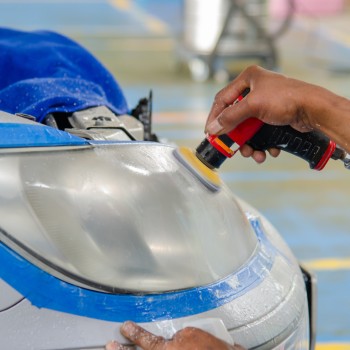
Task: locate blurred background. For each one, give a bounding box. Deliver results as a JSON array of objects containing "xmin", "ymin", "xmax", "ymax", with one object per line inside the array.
[{"xmin": 1, "ymin": 0, "xmax": 350, "ymax": 347}]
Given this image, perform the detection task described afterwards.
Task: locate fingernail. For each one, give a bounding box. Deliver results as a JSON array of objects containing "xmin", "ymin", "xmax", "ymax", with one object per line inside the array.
[
  {"xmin": 206, "ymin": 118, "xmax": 223, "ymax": 135},
  {"xmin": 121, "ymin": 321, "xmax": 136, "ymax": 333},
  {"xmin": 105, "ymin": 341, "xmax": 117, "ymax": 350}
]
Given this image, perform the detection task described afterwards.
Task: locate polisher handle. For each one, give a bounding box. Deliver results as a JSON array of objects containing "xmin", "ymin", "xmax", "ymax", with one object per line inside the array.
[
  {"xmin": 247, "ymin": 124, "xmax": 336, "ymax": 170},
  {"xmin": 227, "ymin": 117, "xmax": 264, "ymax": 146}
]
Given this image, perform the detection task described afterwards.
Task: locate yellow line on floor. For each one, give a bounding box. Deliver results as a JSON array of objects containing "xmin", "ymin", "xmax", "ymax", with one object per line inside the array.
[
  {"xmin": 303, "ymin": 258, "xmax": 350, "ymax": 271},
  {"xmin": 108, "ymin": 0, "xmax": 167, "ymax": 34},
  {"xmin": 144, "ymin": 17, "xmax": 168, "ymax": 34},
  {"xmin": 316, "ymin": 343, "xmax": 350, "ymax": 350},
  {"xmin": 153, "ymin": 111, "xmax": 207, "ymax": 124},
  {"xmin": 109, "ymin": 0, "xmax": 131, "ymax": 11}
]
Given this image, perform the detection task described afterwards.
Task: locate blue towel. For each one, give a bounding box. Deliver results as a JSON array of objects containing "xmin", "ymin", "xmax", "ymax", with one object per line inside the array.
[{"xmin": 0, "ymin": 28, "xmax": 128, "ymax": 122}]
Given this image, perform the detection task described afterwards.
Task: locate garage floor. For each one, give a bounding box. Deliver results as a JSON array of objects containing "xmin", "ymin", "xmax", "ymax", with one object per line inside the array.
[{"xmin": 1, "ymin": 0, "xmax": 350, "ymax": 348}]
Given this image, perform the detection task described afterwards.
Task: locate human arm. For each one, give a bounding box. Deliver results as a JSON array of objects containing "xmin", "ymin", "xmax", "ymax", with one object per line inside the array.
[
  {"xmin": 105, "ymin": 321, "xmax": 246, "ymax": 350},
  {"xmin": 205, "ymin": 65, "xmax": 350, "ymax": 162}
]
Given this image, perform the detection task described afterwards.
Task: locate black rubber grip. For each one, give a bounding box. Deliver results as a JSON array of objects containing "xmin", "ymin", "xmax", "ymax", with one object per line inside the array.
[{"xmin": 247, "ymin": 124, "xmax": 331, "ymax": 169}]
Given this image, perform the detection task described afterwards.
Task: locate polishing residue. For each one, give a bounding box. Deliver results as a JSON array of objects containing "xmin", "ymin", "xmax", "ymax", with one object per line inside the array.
[{"xmin": 173, "ymin": 146, "xmax": 221, "ymax": 191}]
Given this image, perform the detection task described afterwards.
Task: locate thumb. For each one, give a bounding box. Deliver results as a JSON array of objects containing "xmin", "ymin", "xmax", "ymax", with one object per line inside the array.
[{"xmin": 206, "ymin": 98, "xmax": 253, "ymax": 135}]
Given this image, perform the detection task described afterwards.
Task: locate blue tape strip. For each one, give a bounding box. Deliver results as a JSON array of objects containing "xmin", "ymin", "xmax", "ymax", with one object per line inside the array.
[
  {"xmin": 0, "ymin": 123, "xmax": 88, "ymax": 147},
  {"xmin": 0, "ymin": 218, "xmax": 275, "ymax": 322}
]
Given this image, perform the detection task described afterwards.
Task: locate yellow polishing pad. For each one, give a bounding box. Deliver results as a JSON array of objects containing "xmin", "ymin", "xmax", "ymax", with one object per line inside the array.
[{"xmin": 174, "ymin": 146, "xmax": 221, "ymax": 191}]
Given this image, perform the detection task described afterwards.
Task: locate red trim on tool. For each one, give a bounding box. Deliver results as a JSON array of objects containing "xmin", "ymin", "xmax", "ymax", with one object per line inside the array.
[
  {"xmin": 235, "ymin": 95, "xmax": 244, "ymax": 103},
  {"xmin": 227, "ymin": 118, "xmax": 264, "ymax": 146},
  {"xmin": 314, "ymin": 141, "xmax": 336, "ymax": 171},
  {"xmin": 206, "ymin": 91, "xmax": 262, "ymax": 160}
]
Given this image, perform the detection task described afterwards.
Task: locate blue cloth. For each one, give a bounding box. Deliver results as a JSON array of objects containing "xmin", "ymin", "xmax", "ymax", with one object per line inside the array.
[{"xmin": 0, "ymin": 28, "xmax": 128, "ymax": 122}]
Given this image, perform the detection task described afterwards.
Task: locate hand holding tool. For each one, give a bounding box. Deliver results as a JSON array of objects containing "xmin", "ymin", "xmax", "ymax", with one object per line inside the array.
[
  {"xmin": 174, "ymin": 88, "xmax": 350, "ymax": 192},
  {"xmin": 196, "ymin": 88, "xmax": 350, "ymax": 171}
]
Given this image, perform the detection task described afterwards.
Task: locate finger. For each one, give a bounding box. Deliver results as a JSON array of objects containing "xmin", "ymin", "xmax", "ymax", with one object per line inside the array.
[
  {"xmin": 206, "ymin": 97, "xmax": 253, "ymax": 135},
  {"xmin": 120, "ymin": 321, "xmax": 164, "ymax": 350},
  {"xmin": 105, "ymin": 340, "xmax": 133, "ymax": 350},
  {"xmin": 267, "ymin": 148, "xmax": 281, "ymax": 158},
  {"xmin": 252, "ymin": 150, "xmax": 266, "ymax": 163},
  {"xmin": 105, "ymin": 341, "xmax": 117, "ymax": 350},
  {"xmin": 205, "ymin": 72, "xmax": 251, "ymax": 131},
  {"xmin": 239, "ymin": 144, "xmax": 254, "ymax": 158}
]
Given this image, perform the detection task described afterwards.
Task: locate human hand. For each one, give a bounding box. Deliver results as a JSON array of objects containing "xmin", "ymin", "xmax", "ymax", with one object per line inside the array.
[
  {"xmin": 205, "ymin": 65, "xmax": 316, "ymax": 163},
  {"xmin": 105, "ymin": 321, "xmax": 246, "ymax": 350},
  {"xmin": 239, "ymin": 143, "xmax": 280, "ymax": 164},
  {"xmin": 205, "ymin": 65, "xmax": 314, "ymax": 135}
]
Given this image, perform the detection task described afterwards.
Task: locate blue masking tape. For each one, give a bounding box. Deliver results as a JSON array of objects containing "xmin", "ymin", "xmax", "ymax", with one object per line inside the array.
[
  {"xmin": 0, "ymin": 123, "xmax": 88, "ymax": 148},
  {"xmin": 0, "ymin": 219, "xmax": 275, "ymax": 322}
]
